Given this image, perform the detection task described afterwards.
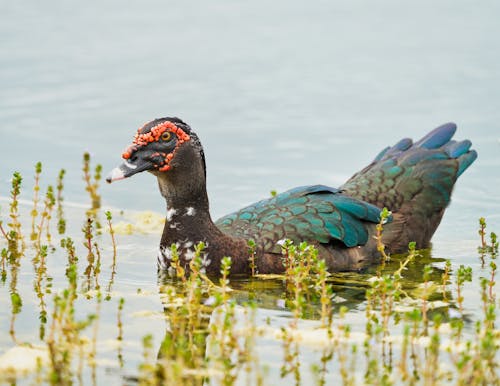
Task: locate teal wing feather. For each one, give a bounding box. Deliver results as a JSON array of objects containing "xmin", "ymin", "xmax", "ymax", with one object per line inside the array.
[
  {"xmin": 215, "ymin": 185, "xmax": 383, "ymax": 253},
  {"xmin": 341, "ymin": 122, "xmax": 477, "ymax": 212}
]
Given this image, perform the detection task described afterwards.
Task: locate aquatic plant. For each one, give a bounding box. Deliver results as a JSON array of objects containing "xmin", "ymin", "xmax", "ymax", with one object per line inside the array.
[
  {"xmin": 56, "ymin": 169, "xmax": 66, "ymax": 235},
  {"xmin": 3, "ymin": 172, "xmax": 25, "ymax": 255},
  {"xmin": 105, "ymin": 210, "xmax": 118, "ymax": 298},
  {"xmin": 30, "ymin": 162, "xmax": 42, "ymax": 241},
  {"xmin": 0, "ymin": 160, "xmax": 498, "ymax": 386},
  {"xmin": 47, "ymin": 236, "xmax": 95, "ymax": 385},
  {"xmin": 247, "ymin": 238, "xmax": 257, "ymax": 277},
  {"xmin": 83, "ymin": 152, "xmax": 102, "ymax": 211},
  {"xmin": 36, "ymin": 184, "xmax": 56, "ymax": 248},
  {"xmin": 375, "ymin": 207, "xmax": 392, "ymax": 262}
]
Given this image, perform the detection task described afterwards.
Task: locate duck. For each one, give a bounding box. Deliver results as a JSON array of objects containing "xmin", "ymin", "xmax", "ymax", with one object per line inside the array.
[{"xmin": 106, "ymin": 117, "xmax": 477, "ymax": 275}]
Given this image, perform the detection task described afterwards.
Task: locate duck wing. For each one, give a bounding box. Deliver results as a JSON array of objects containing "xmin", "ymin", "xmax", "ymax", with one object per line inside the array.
[{"xmin": 215, "ymin": 185, "xmax": 382, "ymax": 253}]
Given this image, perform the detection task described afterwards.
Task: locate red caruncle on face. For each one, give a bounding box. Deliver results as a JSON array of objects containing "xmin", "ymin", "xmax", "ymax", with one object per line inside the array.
[{"xmin": 121, "ymin": 120, "xmax": 191, "ymax": 172}]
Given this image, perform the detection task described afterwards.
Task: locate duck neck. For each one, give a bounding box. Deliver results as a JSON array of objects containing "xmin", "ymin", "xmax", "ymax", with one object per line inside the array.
[
  {"xmin": 156, "ymin": 171, "xmax": 249, "ymax": 275},
  {"xmin": 157, "ymin": 170, "xmax": 219, "ymax": 246}
]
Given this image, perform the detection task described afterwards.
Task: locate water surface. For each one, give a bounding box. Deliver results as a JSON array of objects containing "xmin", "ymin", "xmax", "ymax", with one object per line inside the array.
[{"xmin": 1, "ymin": 1, "xmax": 499, "ymax": 384}]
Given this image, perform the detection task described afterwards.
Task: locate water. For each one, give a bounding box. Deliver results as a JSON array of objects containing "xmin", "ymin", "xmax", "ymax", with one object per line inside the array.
[{"xmin": 1, "ymin": 1, "xmax": 499, "ymax": 384}]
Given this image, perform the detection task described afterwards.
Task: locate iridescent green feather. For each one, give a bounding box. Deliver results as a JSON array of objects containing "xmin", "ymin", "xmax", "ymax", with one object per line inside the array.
[{"xmin": 215, "ymin": 184, "xmax": 383, "ymax": 252}]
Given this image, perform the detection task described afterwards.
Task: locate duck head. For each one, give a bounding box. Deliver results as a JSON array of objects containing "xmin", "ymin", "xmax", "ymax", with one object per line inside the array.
[{"xmin": 106, "ymin": 117, "xmax": 206, "ymax": 183}]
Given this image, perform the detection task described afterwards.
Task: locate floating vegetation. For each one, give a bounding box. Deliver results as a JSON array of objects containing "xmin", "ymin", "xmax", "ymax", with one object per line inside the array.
[
  {"xmin": 0, "ymin": 159, "xmax": 499, "ymax": 385},
  {"xmin": 112, "ymin": 211, "xmax": 165, "ymax": 235}
]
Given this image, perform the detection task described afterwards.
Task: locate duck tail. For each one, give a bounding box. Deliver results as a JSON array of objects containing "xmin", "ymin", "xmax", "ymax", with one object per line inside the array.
[{"xmin": 341, "ymin": 122, "xmax": 477, "ymax": 252}]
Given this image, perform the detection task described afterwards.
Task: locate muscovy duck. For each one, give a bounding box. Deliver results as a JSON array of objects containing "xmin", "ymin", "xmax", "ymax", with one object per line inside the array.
[{"xmin": 106, "ymin": 118, "xmax": 477, "ymax": 275}]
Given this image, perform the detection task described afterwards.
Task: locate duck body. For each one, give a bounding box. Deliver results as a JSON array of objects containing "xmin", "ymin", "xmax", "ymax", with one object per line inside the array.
[{"xmin": 107, "ymin": 118, "xmax": 477, "ymax": 275}]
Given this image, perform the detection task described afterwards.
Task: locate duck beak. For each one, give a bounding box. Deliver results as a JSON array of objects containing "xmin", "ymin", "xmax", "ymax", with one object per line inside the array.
[{"xmin": 106, "ymin": 158, "xmax": 153, "ymax": 183}]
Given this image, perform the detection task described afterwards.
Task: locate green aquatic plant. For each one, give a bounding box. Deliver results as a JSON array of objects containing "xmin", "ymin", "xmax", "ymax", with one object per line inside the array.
[
  {"xmin": 89, "ymin": 290, "xmax": 102, "ymax": 385},
  {"xmin": 0, "ymin": 165, "xmax": 110, "ymax": 384},
  {"xmin": 145, "ymin": 242, "xmax": 215, "ymax": 384},
  {"xmin": 334, "ymin": 306, "xmax": 356, "ymax": 386},
  {"xmin": 491, "ymin": 231, "xmax": 499, "ymax": 256},
  {"xmin": 363, "ymin": 241, "xmax": 429, "ymax": 384},
  {"xmin": 422, "ymin": 314, "xmax": 443, "ymax": 385},
  {"xmin": 479, "ymin": 217, "xmax": 487, "ymax": 251},
  {"xmin": 83, "ymin": 152, "xmax": 102, "ymax": 211},
  {"xmin": 36, "ymin": 184, "xmax": 55, "ymax": 248},
  {"xmin": 105, "ymin": 210, "xmax": 118, "ymax": 298},
  {"xmin": 456, "ymin": 264, "xmax": 473, "ymax": 316},
  {"xmin": 9, "ymin": 172, "xmax": 24, "ymax": 243},
  {"xmin": 478, "ymin": 217, "xmax": 498, "ymax": 267},
  {"xmin": 280, "ymin": 324, "xmax": 301, "ymax": 385},
  {"xmin": 441, "ymin": 259, "xmax": 452, "ymax": 301},
  {"xmin": 209, "ymin": 256, "xmax": 241, "ymax": 386},
  {"xmin": 9, "ymin": 268, "xmax": 22, "ymax": 344},
  {"xmin": 33, "ymin": 244, "xmax": 52, "ymax": 340},
  {"xmin": 2, "ymin": 174, "xmax": 26, "ymax": 344},
  {"xmin": 47, "ymin": 238, "xmax": 96, "ymax": 386},
  {"xmin": 138, "ymin": 334, "xmax": 156, "ymax": 385},
  {"xmin": 30, "ymin": 162, "xmax": 43, "ymax": 241},
  {"xmin": 375, "ymin": 207, "xmax": 392, "ymax": 262},
  {"xmin": 28, "ymin": 164, "xmax": 64, "ymax": 248},
  {"xmin": 81, "ymin": 215, "xmax": 104, "ymax": 294},
  {"xmin": 105, "ymin": 210, "xmax": 117, "ymax": 264},
  {"xmin": 247, "ymin": 238, "xmax": 257, "ymax": 277},
  {"xmin": 472, "ymin": 223, "xmax": 499, "ymax": 384},
  {"xmin": 116, "ymin": 297, "xmax": 125, "ymax": 369},
  {"xmin": 3, "ymin": 172, "xmax": 25, "ymax": 255},
  {"xmin": 167, "ymin": 242, "xmax": 186, "ymax": 282},
  {"xmin": 239, "ymin": 301, "xmax": 265, "ymax": 386},
  {"xmin": 82, "ymin": 217, "xmax": 96, "ymax": 291},
  {"xmin": 277, "ymin": 240, "xmax": 339, "ymax": 385},
  {"xmin": 56, "ymin": 169, "xmax": 66, "ymax": 235},
  {"xmin": 420, "ymin": 264, "xmax": 433, "ymax": 334},
  {"xmin": 315, "ymin": 257, "xmax": 332, "ymax": 327},
  {"xmin": 0, "ymin": 246, "xmax": 6, "ymax": 283},
  {"xmin": 282, "ymin": 240, "xmax": 317, "ymax": 320}
]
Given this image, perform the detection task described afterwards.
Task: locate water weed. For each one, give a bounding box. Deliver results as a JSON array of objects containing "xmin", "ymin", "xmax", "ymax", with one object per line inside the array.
[
  {"xmin": 0, "ymin": 162, "xmax": 498, "ymax": 385},
  {"xmin": 82, "ymin": 152, "xmax": 102, "ymax": 211},
  {"xmin": 30, "ymin": 162, "xmax": 42, "ymax": 242},
  {"xmin": 56, "ymin": 169, "xmax": 66, "ymax": 235},
  {"xmin": 3, "ymin": 172, "xmax": 25, "ymax": 255}
]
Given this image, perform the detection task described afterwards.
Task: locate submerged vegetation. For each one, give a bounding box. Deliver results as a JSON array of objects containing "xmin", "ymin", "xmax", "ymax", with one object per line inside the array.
[{"xmin": 0, "ymin": 157, "xmax": 498, "ymax": 385}]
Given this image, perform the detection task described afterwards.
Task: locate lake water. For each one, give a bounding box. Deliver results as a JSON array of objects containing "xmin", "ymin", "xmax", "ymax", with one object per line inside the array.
[{"xmin": 1, "ymin": 1, "xmax": 499, "ymax": 384}]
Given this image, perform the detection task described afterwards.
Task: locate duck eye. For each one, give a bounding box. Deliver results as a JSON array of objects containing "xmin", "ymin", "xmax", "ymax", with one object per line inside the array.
[{"xmin": 161, "ymin": 132, "xmax": 172, "ymax": 141}]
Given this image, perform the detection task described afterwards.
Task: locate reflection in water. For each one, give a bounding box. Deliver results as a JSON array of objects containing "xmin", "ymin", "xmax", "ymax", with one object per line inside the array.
[
  {"xmin": 228, "ymin": 248, "xmax": 451, "ymax": 316},
  {"xmin": 148, "ymin": 246, "xmax": 460, "ymax": 385}
]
